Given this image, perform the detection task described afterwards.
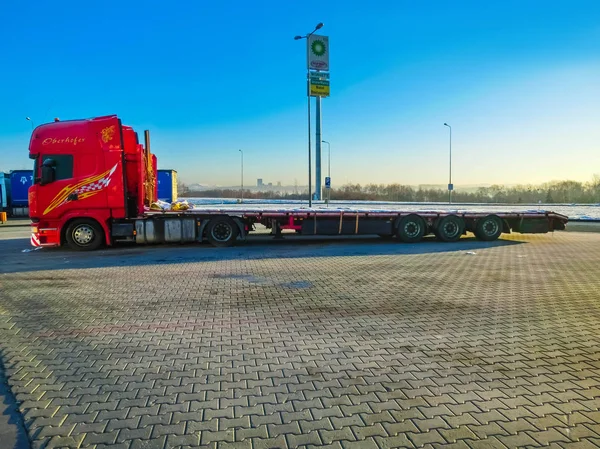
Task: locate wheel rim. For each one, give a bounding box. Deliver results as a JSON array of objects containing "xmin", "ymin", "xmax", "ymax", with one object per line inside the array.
[
  {"xmin": 404, "ymin": 221, "xmax": 421, "ymax": 238},
  {"xmin": 212, "ymin": 222, "xmax": 233, "ymax": 242},
  {"xmin": 443, "ymin": 221, "xmax": 460, "ymax": 238},
  {"xmin": 482, "ymin": 219, "xmax": 499, "ymax": 236},
  {"xmin": 73, "ymin": 225, "xmax": 94, "ymax": 246}
]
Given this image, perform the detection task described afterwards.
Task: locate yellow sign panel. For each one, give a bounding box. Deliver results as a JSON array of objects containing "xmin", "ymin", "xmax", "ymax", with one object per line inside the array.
[{"xmin": 310, "ymin": 83, "xmax": 330, "ymax": 97}]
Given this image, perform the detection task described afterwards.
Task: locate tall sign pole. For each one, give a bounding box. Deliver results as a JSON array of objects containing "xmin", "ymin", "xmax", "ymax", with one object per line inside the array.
[
  {"xmin": 308, "ymin": 34, "xmax": 330, "ymax": 202},
  {"xmin": 296, "ymin": 24, "xmax": 328, "ymax": 206},
  {"xmin": 444, "ymin": 123, "xmax": 452, "ymax": 204},
  {"xmin": 239, "ymin": 149, "xmax": 244, "ymax": 203},
  {"xmin": 315, "ymin": 96, "xmax": 322, "ymax": 200},
  {"xmin": 305, "ymin": 42, "xmax": 312, "ymax": 207},
  {"xmin": 322, "ymin": 140, "xmax": 331, "ymax": 205},
  {"xmin": 449, "ymin": 126, "xmax": 452, "ymax": 204}
]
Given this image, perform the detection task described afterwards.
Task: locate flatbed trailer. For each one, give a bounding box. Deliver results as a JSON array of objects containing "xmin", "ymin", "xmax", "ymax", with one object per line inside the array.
[
  {"xmin": 32, "ymin": 205, "xmax": 569, "ymax": 250},
  {"xmin": 127, "ymin": 207, "xmax": 568, "ymax": 247},
  {"xmin": 26, "ymin": 114, "xmax": 568, "ymax": 250}
]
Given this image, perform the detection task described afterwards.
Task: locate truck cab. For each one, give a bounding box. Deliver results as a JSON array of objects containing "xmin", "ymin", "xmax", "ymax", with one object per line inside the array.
[{"xmin": 29, "ymin": 115, "xmax": 155, "ymax": 249}]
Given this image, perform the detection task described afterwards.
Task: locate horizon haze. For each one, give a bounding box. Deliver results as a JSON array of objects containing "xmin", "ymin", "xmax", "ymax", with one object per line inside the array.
[{"xmin": 1, "ymin": 1, "xmax": 599, "ymax": 187}]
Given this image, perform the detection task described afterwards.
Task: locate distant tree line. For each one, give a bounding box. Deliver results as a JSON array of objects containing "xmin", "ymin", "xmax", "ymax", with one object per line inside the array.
[{"xmin": 178, "ymin": 176, "xmax": 600, "ymax": 204}]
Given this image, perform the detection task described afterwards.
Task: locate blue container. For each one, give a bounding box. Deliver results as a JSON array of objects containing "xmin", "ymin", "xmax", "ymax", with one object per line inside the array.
[
  {"xmin": 0, "ymin": 173, "xmax": 9, "ymax": 209},
  {"xmin": 10, "ymin": 170, "xmax": 33, "ymax": 207},
  {"xmin": 157, "ymin": 169, "xmax": 178, "ymax": 203}
]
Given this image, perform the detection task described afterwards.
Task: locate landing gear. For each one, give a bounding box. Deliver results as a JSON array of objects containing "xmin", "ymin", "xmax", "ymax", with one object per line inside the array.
[{"xmin": 271, "ymin": 220, "xmax": 285, "ymax": 240}]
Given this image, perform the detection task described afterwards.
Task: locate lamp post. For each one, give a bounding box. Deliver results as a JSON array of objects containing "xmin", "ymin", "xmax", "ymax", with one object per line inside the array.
[
  {"xmin": 322, "ymin": 140, "xmax": 331, "ymax": 203},
  {"xmin": 295, "ymin": 22, "xmax": 324, "ymax": 207},
  {"xmin": 26, "ymin": 117, "xmax": 34, "ymax": 131},
  {"xmin": 239, "ymin": 149, "xmax": 244, "ymax": 203},
  {"xmin": 444, "ymin": 123, "xmax": 452, "ymax": 204}
]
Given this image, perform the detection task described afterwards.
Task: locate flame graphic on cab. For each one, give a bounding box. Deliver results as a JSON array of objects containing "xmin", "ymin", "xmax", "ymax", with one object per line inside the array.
[{"xmin": 43, "ymin": 164, "xmax": 118, "ymax": 216}]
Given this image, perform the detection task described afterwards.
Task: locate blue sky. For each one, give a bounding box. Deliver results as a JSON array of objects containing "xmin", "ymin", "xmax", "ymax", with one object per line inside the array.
[{"xmin": 1, "ymin": 0, "xmax": 599, "ymax": 187}]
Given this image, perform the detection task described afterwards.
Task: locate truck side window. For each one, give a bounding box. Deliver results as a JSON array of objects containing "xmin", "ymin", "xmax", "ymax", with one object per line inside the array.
[
  {"xmin": 32, "ymin": 157, "xmax": 39, "ymax": 183},
  {"xmin": 44, "ymin": 155, "xmax": 74, "ymax": 181}
]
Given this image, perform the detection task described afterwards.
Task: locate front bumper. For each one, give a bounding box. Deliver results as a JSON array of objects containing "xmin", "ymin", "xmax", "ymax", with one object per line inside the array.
[{"xmin": 30, "ymin": 225, "xmax": 60, "ymax": 247}]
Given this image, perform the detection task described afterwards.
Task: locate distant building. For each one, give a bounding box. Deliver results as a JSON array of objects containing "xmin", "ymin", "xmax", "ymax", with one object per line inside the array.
[
  {"xmin": 276, "ymin": 181, "xmax": 281, "ymax": 187},
  {"xmin": 257, "ymin": 178, "xmax": 263, "ymax": 187},
  {"xmin": 268, "ymin": 182, "xmax": 272, "ymax": 187}
]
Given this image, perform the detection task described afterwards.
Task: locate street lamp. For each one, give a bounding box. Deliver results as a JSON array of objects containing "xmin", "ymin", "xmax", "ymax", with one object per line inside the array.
[
  {"xmin": 238, "ymin": 149, "xmax": 244, "ymax": 203},
  {"xmin": 322, "ymin": 140, "xmax": 331, "ymax": 204},
  {"xmin": 26, "ymin": 117, "xmax": 34, "ymax": 130},
  {"xmin": 295, "ymin": 22, "xmax": 324, "ymax": 207},
  {"xmin": 321, "ymin": 140, "xmax": 331, "ymax": 179},
  {"xmin": 444, "ymin": 123, "xmax": 452, "ymax": 204}
]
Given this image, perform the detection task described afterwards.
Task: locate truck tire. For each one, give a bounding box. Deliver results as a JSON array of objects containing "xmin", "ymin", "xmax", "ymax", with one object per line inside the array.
[
  {"xmin": 435, "ymin": 215, "xmax": 465, "ymax": 242},
  {"xmin": 475, "ymin": 214, "xmax": 503, "ymax": 241},
  {"xmin": 206, "ymin": 217, "xmax": 239, "ymax": 247},
  {"xmin": 396, "ymin": 214, "xmax": 426, "ymax": 243},
  {"xmin": 65, "ymin": 219, "xmax": 104, "ymax": 251}
]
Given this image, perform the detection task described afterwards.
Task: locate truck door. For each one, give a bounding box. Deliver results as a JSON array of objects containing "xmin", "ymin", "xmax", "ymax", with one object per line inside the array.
[{"xmin": 35, "ymin": 154, "xmax": 76, "ymax": 216}]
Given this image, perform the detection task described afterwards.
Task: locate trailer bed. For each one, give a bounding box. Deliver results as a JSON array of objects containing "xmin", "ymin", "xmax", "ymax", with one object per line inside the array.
[
  {"xmin": 144, "ymin": 206, "xmax": 568, "ymax": 224},
  {"xmin": 132, "ymin": 207, "xmax": 568, "ymax": 247}
]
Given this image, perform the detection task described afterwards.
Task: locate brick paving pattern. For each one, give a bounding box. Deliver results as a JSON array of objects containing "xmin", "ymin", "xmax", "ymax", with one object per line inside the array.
[{"xmin": 1, "ymin": 232, "xmax": 600, "ymax": 448}]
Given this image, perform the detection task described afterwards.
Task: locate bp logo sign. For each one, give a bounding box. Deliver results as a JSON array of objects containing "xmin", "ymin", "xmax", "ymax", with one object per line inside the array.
[
  {"xmin": 308, "ymin": 35, "xmax": 329, "ymax": 71},
  {"xmin": 311, "ymin": 39, "xmax": 326, "ymax": 57}
]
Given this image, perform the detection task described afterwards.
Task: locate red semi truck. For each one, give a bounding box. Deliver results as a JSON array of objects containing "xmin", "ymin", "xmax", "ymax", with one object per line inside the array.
[{"xmin": 28, "ymin": 115, "xmax": 567, "ymax": 250}]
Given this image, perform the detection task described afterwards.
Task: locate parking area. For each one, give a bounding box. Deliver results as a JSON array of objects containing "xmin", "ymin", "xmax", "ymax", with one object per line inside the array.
[{"xmin": 1, "ymin": 228, "xmax": 600, "ymax": 449}]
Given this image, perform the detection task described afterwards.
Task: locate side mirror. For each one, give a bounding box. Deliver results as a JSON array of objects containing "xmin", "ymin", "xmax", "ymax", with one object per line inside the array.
[{"xmin": 40, "ymin": 159, "xmax": 56, "ymax": 185}]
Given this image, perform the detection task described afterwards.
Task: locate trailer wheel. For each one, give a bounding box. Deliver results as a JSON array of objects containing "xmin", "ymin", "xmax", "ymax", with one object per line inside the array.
[
  {"xmin": 206, "ymin": 217, "xmax": 239, "ymax": 247},
  {"xmin": 65, "ymin": 219, "xmax": 104, "ymax": 251},
  {"xmin": 475, "ymin": 214, "xmax": 503, "ymax": 241},
  {"xmin": 396, "ymin": 214, "xmax": 426, "ymax": 243},
  {"xmin": 435, "ymin": 215, "xmax": 465, "ymax": 242}
]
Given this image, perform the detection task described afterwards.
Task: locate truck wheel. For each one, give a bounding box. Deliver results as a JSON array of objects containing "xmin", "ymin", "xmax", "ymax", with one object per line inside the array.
[
  {"xmin": 435, "ymin": 215, "xmax": 465, "ymax": 242},
  {"xmin": 65, "ymin": 219, "xmax": 104, "ymax": 251},
  {"xmin": 396, "ymin": 214, "xmax": 426, "ymax": 243},
  {"xmin": 207, "ymin": 217, "xmax": 239, "ymax": 247},
  {"xmin": 475, "ymin": 215, "xmax": 503, "ymax": 241}
]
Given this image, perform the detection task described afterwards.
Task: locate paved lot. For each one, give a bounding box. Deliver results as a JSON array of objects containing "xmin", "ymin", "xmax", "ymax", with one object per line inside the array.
[{"xmin": 1, "ymin": 229, "xmax": 600, "ymax": 449}]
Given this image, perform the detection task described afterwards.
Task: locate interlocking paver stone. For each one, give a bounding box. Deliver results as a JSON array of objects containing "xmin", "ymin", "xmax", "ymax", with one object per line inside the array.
[
  {"xmin": 287, "ymin": 430, "xmax": 322, "ymax": 447},
  {"xmin": 129, "ymin": 436, "xmax": 168, "ymax": 449},
  {"xmin": 251, "ymin": 435, "xmax": 287, "ymax": 449},
  {"xmin": 44, "ymin": 434, "xmax": 86, "ymax": 449},
  {"xmin": 408, "ymin": 430, "xmax": 446, "ymax": 447},
  {"xmin": 561, "ymin": 440, "xmax": 600, "ymax": 449},
  {"xmin": 320, "ymin": 427, "xmax": 356, "ymax": 444},
  {"xmin": 82, "ymin": 430, "xmax": 119, "ymax": 446},
  {"xmin": 1, "ymin": 232, "xmax": 600, "ymax": 449}
]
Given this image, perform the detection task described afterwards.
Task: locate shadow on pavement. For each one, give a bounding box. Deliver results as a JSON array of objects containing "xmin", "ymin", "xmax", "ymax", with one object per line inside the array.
[
  {"xmin": 0, "ymin": 235, "xmax": 524, "ymax": 275},
  {"xmin": 0, "ymin": 355, "xmax": 30, "ymax": 449}
]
